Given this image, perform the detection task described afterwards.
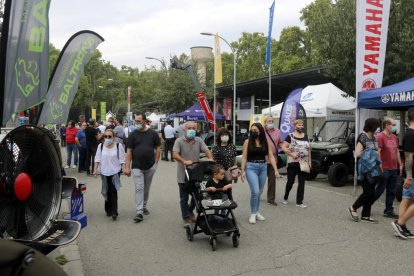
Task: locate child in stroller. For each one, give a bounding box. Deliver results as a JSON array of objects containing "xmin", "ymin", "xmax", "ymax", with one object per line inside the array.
[
  {"xmin": 185, "ymin": 161, "xmax": 240, "ymax": 250},
  {"xmin": 202, "ymin": 164, "xmax": 237, "ymax": 209}
]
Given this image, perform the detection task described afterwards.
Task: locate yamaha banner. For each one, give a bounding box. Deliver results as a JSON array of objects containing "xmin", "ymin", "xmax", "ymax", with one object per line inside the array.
[
  {"xmin": 1, "ymin": 0, "xmax": 51, "ymax": 124},
  {"xmin": 38, "ymin": 31, "xmax": 104, "ymax": 125},
  {"xmin": 278, "ymin": 88, "xmax": 303, "ymax": 141}
]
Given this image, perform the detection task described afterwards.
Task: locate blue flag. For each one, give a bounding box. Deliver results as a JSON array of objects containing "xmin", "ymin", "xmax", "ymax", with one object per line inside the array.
[
  {"xmin": 265, "ymin": 0, "xmax": 275, "ymax": 66},
  {"xmin": 279, "ymin": 88, "xmax": 303, "ymax": 141}
]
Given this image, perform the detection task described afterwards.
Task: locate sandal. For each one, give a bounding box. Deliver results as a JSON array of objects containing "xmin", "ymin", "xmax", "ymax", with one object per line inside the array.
[{"xmin": 348, "ymin": 207, "xmax": 359, "ymax": 222}]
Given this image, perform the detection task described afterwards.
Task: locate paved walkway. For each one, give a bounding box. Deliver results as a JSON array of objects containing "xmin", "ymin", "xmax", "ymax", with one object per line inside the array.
[{"xmin": 59, "ymin": 152, "xmax": 414, "ymax": 276}]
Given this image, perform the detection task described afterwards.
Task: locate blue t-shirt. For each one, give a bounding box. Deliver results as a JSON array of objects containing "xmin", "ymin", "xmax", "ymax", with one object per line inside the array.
[{"xmin": 76, "ymin": 130, "xmax": 87, "ymax": 148}]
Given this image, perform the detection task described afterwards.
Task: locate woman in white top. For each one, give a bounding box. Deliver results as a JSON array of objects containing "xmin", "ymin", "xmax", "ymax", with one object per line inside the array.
[{"xmin": 94, "ymin": 129, "xmax": 126, "ymax": 220}]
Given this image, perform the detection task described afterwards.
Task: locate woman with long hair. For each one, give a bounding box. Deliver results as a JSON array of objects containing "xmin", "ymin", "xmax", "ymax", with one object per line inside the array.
[
  {"xmin": 93, "ymin": 129, "xmax": 126, "ymax": 220},
  {"xmin": 213, "ymin": 128, "xmax": 237, "ymax": 171},
  {"xmin": 241, "ymin": 123, "xmax": 279, "ymax": 224}
]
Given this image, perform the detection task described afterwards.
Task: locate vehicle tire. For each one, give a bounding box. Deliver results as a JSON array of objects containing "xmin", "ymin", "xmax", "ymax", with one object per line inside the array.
[
  {"xmin": 232, "ymin": 233, "xmax": 239, "ymax": 248},
  {"xmin": 210, "ymin": 236, "xmax": 217, "ymax": 251},
  {"xmin": 328, "ymin": 162, "xmax": 349, "ymax": 187},
  {"xmin": 186, "ymin": 226, "xmax": 193, "ymax": 241}
]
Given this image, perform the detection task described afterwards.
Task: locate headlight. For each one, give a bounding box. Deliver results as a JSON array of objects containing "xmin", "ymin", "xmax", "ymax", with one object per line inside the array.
[{"xmin": 327, "ymin": 148, "xmax": 340, "ymax": 153}]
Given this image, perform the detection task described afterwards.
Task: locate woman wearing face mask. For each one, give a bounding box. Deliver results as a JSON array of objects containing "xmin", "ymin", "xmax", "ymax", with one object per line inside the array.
[
  {"xmin": 281, "ymin": 120, "xmax": 311, "ymax": 208},
  {"xmin": 93, "ymin": 129, "xmax": 126, "ymax": 220},
  {"xmin": 241, "ymin": 123, "xmax": 279, "ymax": 224}
]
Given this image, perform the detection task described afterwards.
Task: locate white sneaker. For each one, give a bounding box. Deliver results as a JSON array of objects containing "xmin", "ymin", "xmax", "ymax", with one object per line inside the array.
[
  {"xmin": 64, "ymin": 165, "xmax": 69, "ymax": 169},
  {"xmin": 248, "ymin": 214, "xmax": 256, "ymax": 224},
  {"xmin": 256, "ymin": 213, "xmax": 266, "ymax": 221},
  {"xmin": 72, "ymin": 165, "xmax": 77, "ymax": 169},
  {"xmin": 296, "ymin": 203, "xmax": 308, "ymax": 208},
  {"xmin": 282, "ymin": 200, "xmax": 288, "ymax": 205}
]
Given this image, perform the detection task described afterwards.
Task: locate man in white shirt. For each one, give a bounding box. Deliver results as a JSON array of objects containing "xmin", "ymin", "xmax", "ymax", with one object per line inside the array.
[{"xmin": 163, "ymin": 121, "xmax": 176, "ymax": 161}]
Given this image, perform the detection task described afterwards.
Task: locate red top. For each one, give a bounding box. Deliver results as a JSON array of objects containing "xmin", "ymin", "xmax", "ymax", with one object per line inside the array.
[
  {"xmin": 265, "ymin": 128, "xmax": 282, "ymax": 164},
  {"xmin": 66, "ymin": 127, "xmax": 78, "ymax": 144},
  {"xmin": 377, "ymin": 132, "xmax": 399, "ymax": 170}
]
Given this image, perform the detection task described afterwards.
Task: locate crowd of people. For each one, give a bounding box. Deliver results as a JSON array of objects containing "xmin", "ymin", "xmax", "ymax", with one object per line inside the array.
[{"xmin": 60, "ymin": 108, "xmax": 414, "ymax": 241}]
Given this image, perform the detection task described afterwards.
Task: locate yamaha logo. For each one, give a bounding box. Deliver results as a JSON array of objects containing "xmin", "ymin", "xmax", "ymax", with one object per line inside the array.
[
  {"xmin": 381, "ymin": 94, "xmax": 390, "ymax": 103},
  {"xmin": 362, "ymin": 79, "xmax": 377, "ymax": 91}
]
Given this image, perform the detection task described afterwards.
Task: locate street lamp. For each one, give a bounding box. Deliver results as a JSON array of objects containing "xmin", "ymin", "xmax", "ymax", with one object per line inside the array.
[
  {"xmin": 145, "ymin": 56, "xmax": 166, "ymax": 70},
  {"xmin": 201, "ymin": 32, "xmax": 237, "ymax": 146}
]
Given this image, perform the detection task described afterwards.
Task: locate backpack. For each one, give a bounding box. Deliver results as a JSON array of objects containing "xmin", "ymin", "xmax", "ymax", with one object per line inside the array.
[{"xmin": 100, "ymin": 142, "xmax": 120, "ymax": 160}]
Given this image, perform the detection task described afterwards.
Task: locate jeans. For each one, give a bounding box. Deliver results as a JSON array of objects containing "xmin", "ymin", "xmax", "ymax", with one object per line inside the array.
[
  {"xmin": 66, "ymin": 143, "xmax": 78, "ymax": 166},
  {"xmin": 178, "ymin": 183, "xmax": 196, "ymax": 219},
  {"xmin": 245, "ymin": 162, "xmax": 267, "ymax": 214},
  {"xmin": 60, "ymin": 135, "xmax": 66, "ymax": 147},
  {"xmin": 132, "ymin": 164, "xmax": 157, "ymax": 215},
  {"xmin": 267, "ymin": 164, "xmax": 276, "ymax": 202},
  {"xmin": 78, "ymin": 146, "xmax": 87, "ymax": 171},
  {"xmin": 284, "ymin": 162, "xmax": 306, "ymax": 204},
  {"xmin": 353, "ymin": 174, "xmax": 380, "ymax": 217},
  {"xmin": 86, "ymin": 146, "xmax": 97, "ymax": 173},
  {"xmin": 374, "ymin": 169, "xmax": 398, "ymax": 214},
  {"xmin": 164, "ymin": 138, "xmax": 175, "ymax": 160}
]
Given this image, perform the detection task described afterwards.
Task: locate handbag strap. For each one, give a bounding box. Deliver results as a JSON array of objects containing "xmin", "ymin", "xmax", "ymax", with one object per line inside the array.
[{"xmin": 265, "ymin": 130, "xmax": 278, "ymax": 156}]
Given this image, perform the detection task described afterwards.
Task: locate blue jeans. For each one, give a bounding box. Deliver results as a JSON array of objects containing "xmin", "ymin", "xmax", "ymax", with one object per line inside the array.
[
  {"xmin": 178, "ymin": 183, "xmax": 196, "ymax": 219},
  {"xmin": 66, "ymin": 144, "xmax": 78, "ymax": 166},
  {"xmin": 374, "ymin": 169, "xmax": 398, "ymax": 213},
  {"xmin": 245, "ymin": 162, "xmax": 267, "ymax": 214},
  {"xmin": 402, "ymin": 179, "xmax": 414, "ymax": 200}
]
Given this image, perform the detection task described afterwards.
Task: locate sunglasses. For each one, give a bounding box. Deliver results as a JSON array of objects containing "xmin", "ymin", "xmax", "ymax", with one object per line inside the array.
[{"xmin": 104, "ymin": 135, "xmax": 113, "ymax": 138}]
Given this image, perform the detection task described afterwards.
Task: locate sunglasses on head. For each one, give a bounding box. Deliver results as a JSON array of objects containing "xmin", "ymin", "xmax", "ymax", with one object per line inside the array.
[{"xmin": 104, "ymin": 135, "xmax": 113, "ymax": 138}]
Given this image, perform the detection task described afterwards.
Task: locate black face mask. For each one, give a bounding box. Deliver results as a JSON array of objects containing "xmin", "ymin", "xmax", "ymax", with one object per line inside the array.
[
  {"xmin": 250, "ymin": 132, "xmax": 259, "ymax": 139},
  {"xmin": 296, "ymin": 127, "xmax": 305, "ymax": 133}
]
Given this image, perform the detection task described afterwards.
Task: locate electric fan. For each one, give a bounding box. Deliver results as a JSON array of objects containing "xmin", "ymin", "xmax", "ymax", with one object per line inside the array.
[{"xmin": 0, "ymin": 125, "xmax": 62, "ymax": 240}]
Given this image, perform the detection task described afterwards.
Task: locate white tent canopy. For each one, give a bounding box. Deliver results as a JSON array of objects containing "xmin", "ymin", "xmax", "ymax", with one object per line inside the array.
[{"xmin": 262, "ymin": 83, "xmax": 356, "ymax": 118}]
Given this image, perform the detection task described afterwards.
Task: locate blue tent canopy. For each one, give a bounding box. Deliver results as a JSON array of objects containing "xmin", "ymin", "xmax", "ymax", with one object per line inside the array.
[
  {"xmin": 358, "ymin": 77, "xmax": 414, "ymax": 110},
  {"xmin": 175, "ymin": 102, "xmax": 225, "ymax": 121}
]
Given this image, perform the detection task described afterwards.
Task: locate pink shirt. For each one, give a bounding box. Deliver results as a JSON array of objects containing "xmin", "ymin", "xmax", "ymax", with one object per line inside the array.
[
  {"xmin": 377, "ymin": 132, "xmax": 399, "ymax": 170},
  {"xmin": 265, "ymin": 128, "xmax": 282, "ymax": 164}
]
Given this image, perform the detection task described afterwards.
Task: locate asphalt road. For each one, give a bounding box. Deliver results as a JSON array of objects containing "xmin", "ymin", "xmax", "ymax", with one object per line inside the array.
[{"xmin": 62, "ymin": 148, "xmax": 414, "ymax": 276}]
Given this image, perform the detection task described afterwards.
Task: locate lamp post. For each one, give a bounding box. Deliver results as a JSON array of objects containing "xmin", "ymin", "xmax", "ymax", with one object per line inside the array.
[
  {"xmin": 145, "ymin": 56, "xmax": 166, "ymax": 70},
  {"xmin": 201, "ymin": 32, "xmax": 237, "ymax": 146}
]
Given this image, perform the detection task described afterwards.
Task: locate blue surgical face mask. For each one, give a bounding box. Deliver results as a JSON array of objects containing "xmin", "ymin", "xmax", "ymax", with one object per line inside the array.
[
  {"xmin": 391, "ymin": 126, "xmax": 397, "ymax": 133},
  {"xmin": 135, "ymin": 123, "xmax": 143, "ymax": 131},
  {"xmin": 267, "ymin": 123, "xmax": 274, "ymax": 130},
  {"xmin": 105, "ymin": 138, "xmax": 113, "ymax": 145},
  {"xmin": 186, "ymin": 129, "xmax": 196, "ymax": 139}
]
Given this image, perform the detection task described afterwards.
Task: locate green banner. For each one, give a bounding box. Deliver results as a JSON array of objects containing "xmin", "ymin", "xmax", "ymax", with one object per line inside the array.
[{"xmin": 100, "ymin": 101, "xmax": 106, "ymax": 122}]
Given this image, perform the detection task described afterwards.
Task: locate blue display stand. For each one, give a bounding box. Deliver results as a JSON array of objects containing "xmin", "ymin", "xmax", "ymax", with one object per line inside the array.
[{"xmin": 64, "ymin": 181, "xmax": 87, "ymax": 229}]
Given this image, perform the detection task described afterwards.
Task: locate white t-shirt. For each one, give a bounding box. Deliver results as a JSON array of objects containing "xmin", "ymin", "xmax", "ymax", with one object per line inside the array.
[
  {"xmin": 164, "ymin": 125, "xmax": 175, "ymax": 139},
  {"xmin": 95, "ymin": 143, "xmax": 125, "ymax": 176},
  {"xmin": 124, "ymin": 127, "xmax": 129, "ymax": 138}
]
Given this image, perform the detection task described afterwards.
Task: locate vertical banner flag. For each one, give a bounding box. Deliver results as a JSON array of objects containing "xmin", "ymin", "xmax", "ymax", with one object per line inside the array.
[
  {"xmin": 91, "ymin": 108, "xmax": 96, "ymax": 120},
  {"xmin": 38, "ymin": 31, "xmax": 104, "ymax": 125},
  {"xmin": 278, "ymin": 88, "xmax": 303, "ymax": 141},
  {"xmin": 1, "ymin": 0, "xmax": 51, "ymax": 124},
  {"xmin": 223, "ymin": 97, "xmax": 232, "ymax": 120},
  {"xmin": 356, "ymin": 0, "xmax": 391, "ymax": 92},
  {"xmin": 100, "ymin": 101, "xmax": 106, "ymax": 122},
  {"xmin": 265, "ymin": 0, "xmax": 275, "ymax": 66},
  {"xmin": 214, "ymin": 33, "xmax": 222, "ymax": 84}
]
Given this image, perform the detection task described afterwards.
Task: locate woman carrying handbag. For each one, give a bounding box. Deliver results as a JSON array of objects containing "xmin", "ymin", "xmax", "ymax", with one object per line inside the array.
[{"xmin": 281, "ymin": 119, "xmax": 311, "ymax": 208}]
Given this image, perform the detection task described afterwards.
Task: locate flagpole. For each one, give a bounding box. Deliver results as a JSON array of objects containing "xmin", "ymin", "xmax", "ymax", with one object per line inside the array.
[
  {"xmin": 268, "ymin": 58, "xmax": 272, "ymax": 116},
  {"xmin": 213, "ymin": 65, "xmax": 216, "ymax": 146}
]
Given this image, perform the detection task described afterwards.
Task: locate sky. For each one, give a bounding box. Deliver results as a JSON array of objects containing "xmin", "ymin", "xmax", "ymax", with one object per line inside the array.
[{"xmin": 49, "ymin": 0, "xmax": 315, "ymax": 70}]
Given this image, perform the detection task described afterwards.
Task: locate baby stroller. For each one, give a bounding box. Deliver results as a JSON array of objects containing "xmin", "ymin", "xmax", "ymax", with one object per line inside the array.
[{"xmin": 184, "ymin": 161, "xmax": 240, "ymax": 251}]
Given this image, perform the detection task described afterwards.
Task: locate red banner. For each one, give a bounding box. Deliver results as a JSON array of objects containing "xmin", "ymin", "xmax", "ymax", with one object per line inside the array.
[
  {"xmin": 196, "ymin": 91, "xmax": 217, "ymax": 130},
  {"xmin": 223, "ymin": 97, "xmax": 232, "ymax": 121}
]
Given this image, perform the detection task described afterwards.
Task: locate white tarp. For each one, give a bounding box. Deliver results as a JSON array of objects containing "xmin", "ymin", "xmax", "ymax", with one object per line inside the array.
[
  {"xmin": 262, "ymin": 83, "xmax": 356, "ymax": 118},
  {"xmin": 147, "ymin": 112, "xmax": 161, "ymax": 123}
]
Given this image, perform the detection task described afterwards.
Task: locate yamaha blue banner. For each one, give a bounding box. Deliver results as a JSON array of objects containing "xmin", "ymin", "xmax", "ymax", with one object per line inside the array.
[
  {"xmin": 0, "ymin": 0, "xmax": 51, "ymax": 124},
  {"xmin": 278, "ymin": 88, "xmax": 303, "ymax": 141},
  {"xmin": 38, "ymin": 30, "xmax": 104, "ymax": 125},
  {"xmin": 265, "ymin": 0, "xmax": 275, "ymax": 66}
]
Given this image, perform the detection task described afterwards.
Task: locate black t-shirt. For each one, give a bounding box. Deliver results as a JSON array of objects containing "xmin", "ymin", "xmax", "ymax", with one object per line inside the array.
[
  {"xmin": 285, "ymin": 134, "xmax": 309, "ymax": 143},
  {"xmin": 403, "ymin": 128, "xmax": 414, "ymax": 177},
  {"xmin": 206, "ymin": 178, "xmax": 229, "ymax": 199},
  {"xmin": 127, "ymin": 128, "xmax": 161, "ymax": 170},
  {"xmin": 85, "ymin": 126, "xmax": 99, "ymax": 149}
]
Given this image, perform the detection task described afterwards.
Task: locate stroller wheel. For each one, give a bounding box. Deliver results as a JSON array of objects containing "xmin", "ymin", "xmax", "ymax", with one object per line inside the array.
[
  {"xmin": 226, "ymin": 232, "xmax": 231, "ymax": 237},
  {"xmin": 186, "ymin": 225, "xmax": 193, "ymax": 241},
  {"xmin": 232, "ymin": 233, "xmax": 239, "ymax": 248},
  {"xmin": 210, "ymin": 236, "xmax": 217, "ymax": 251}
]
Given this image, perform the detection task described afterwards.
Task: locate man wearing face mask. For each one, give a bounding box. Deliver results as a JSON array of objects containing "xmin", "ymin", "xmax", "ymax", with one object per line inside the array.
[
  {"xmin": 106, "ymin": 117, "xmax": 115, "ymax": 130},
  {"xmin": 264, "ymin": 116, "xmax": 283, "ymax": 206},
  {"xmin": 124, "ymin": 112, "xmax": 161, "ymax": 223},
  {"xmin": 373, "ymin": 117, "xmax": 403, "ymax": 218},
  {"xmin": 172, "ymin": 121, "xmax": 214, "ymax": 227}
]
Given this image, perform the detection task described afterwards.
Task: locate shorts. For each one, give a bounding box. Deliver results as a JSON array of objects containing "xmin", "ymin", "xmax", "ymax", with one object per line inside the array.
[{"xmin": 402, "ymin": 179, "xmax": 414, "ymax": 200}]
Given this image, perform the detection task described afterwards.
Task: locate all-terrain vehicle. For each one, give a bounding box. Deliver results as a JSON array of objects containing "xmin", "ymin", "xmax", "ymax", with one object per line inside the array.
[{"xmin": 308, "ymin": 119, "xmax": 355, "ymax": 187}]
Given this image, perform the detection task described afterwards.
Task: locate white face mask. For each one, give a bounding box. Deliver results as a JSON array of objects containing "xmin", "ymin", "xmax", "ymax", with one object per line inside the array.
[{"xmin": 221, "ymin": 135, "xmax": 229, "ymax": 143}]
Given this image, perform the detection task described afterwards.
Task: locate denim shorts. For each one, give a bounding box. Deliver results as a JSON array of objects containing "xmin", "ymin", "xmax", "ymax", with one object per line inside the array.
[{"xmin": 402, "ymin": 179, "xmax": 414, "ymax": 200}]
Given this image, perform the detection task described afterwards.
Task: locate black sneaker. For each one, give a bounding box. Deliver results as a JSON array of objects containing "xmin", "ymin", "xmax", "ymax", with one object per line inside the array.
[
  {"xmin": 383, "ymin": 211, "xmax": 399, "ymax": 219},
  {"xmin": 143, "ymin": 208, "xmax": 150, "ymax": 215},
  {"xmin": 267, "ymin": 201, "xmax": 278, "ymax": 206},
  {"xmin": 112, "ymin": 214, "xmax": 118, "ymax": 221},
  {"xmin": 348, "ymin": 207, "xmax": 359, "ymax": 222},
  {"xmin": 401, "ymin": 225, "xmax": 414, "ymax": 239},
  {"xmin": 133, "ymin": 213, "xmax": 144, "ymax": 223},
  {"xmin": 360, "ymin": 217, "xmax": 379, "ymax": 224},
  {"xmin": 391, "ymin": 220, "xmax": 408, "ymax": 239}
]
